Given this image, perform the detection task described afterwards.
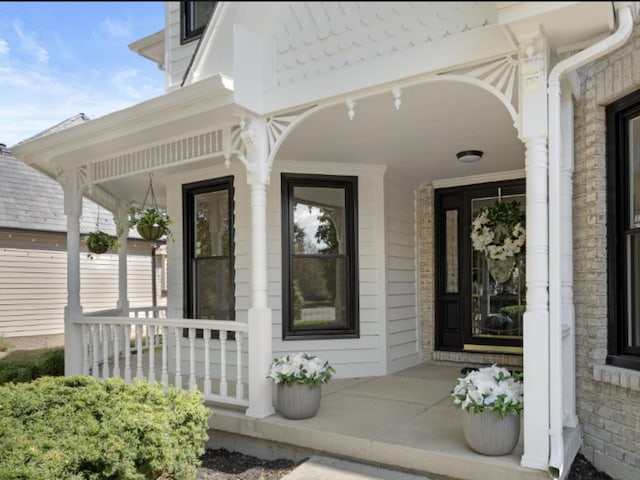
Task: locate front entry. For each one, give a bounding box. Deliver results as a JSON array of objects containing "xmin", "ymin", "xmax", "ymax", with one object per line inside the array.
[{"xmin": 435, "ymin": 179, "xmax": 525, "ymax": 353}]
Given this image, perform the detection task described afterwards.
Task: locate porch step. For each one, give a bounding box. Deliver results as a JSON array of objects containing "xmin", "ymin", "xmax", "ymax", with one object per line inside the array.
[{"xmin": 281, "ymin": 455, "xmax": 440, "ymax": 480}]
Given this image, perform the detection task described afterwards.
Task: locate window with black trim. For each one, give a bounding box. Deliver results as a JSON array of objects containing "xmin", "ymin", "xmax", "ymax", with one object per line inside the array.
[
  {"xmin": 183, "ymin": 177, "xmax": 234, "ymax": 325},
  {"xmin": 181, "ymin": 1, "xmax": 216, "ymax": 44},
  {"xmin": 281, "ymin": 174, "xmax": 359, "ymax": 339},
  {"xmin": 606, "ymin": 89, "xmax": 640, "ymax": 371}
]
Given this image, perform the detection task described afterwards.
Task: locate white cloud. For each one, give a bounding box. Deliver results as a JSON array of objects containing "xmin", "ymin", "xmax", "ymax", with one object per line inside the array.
[
  {"xmin": 111, "ymin": 68, "xmax": 143, "ymax": 98},
  {"xmin": 102, "ymin": 17, "xmax": 132, "ymax": 38},
  {"xmin": 13, "ymin": 20, "xmax": 49, "ymax": 63},
  {"xmin": 0, "ymin": 39, "xmax": 9, "ymax": 55}
]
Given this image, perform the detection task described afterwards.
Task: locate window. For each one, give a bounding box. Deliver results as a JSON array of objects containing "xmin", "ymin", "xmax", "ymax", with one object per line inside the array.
[
  {"xmin": 606, "ymin": 90, "xmax": 640, "ymax": 370},
  {"xmin": 281, "ymin": 174, "xmax": 359, "ymax": 339},
  {"xmin": 181, "ymin": 1, "xmax": 216, "ymax": 44},
  {"xmin": 183, "ymin": 177, "xmax": 234, "ymax": 323}
]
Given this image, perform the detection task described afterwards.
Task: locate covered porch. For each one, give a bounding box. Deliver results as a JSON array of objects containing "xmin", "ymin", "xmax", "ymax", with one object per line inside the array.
[{"xmin": 206, "ymin": 362, "xmax": 555, "ymax": 480}]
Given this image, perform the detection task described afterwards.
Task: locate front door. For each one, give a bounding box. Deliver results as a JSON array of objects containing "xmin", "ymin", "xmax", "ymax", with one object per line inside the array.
[{"xmin": 435, "ymin": 179, "xmax": 525, "ymax": 353}]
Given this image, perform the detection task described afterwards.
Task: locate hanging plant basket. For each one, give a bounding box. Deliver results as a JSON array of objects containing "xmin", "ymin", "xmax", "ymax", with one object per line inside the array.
[
  {"xmin": 85, "ymin": 230, "xmax": 114, "ymax": 258},
  {"xmin": 124, "ymin": 174, "xmax": 174, "ymax": 243},
  {"xmin": 136, "ymin": 224, "xmax": 165, "ymax": 241}
]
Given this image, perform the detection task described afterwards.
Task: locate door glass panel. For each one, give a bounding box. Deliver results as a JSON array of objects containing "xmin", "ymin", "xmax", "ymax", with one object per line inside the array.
[
  {"xmin": 628, "ymin": 234, "xmax": 640, "ymax": 347},
  {"xmin": 445, "ymin": 210, "xmax": 459, "ymax": 293},
  {"xmin": 195, "ymin": 258, "xmax": 232, "ymax": 320},
  {"xmin": 194, "ymin": 190, "xmax": 229, "ymax": 258},
  {"xmin": 471, "ymin": 194, "xmax": 526, "ymax": 340}
]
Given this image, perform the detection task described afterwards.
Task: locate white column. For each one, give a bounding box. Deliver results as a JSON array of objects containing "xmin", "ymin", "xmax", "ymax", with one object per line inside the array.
[
  {"xmin": 521, "ymin": 136, "xmax": 550, "ymax": 470},
  {"xmin": 514, "ymin": 27, "xmax": 551, "ymax": 471},
  {"xmin": 116, "ymin": 202, "xmax": 130, "ymax": 313},
  {"xmin": 61, "ymin": 168, "xmax": 85, "ymax": 376},
  {"xmin": 243, "ymin": 117, "xmax": 276, "ymax": 419}
]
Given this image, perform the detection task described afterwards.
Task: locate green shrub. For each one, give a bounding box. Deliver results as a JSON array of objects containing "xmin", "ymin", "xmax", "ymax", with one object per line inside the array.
[
  {"xmin": 0, "ymin": 376, "xmax": 210, "ymax": 479},
  {"xmin": 0, "ymin": 335, "xmax": 13, "ymax": 352},
  {"xmin": 0, "ymin": 347, "xmax": 64, "ymax": 385}
]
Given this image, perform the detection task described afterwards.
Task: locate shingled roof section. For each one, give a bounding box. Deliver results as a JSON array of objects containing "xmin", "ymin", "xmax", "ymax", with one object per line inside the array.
[{"xmin": 0, "ymin": 143, "xmax": 117, "ymax": 236}]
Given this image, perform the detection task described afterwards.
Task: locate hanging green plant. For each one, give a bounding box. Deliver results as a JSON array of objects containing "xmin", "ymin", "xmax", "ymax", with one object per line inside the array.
[
  {"xmin": 85, "ymin": 230, "xmax": 115, "ymax": 259},
  {"xmin": 119, "ymin": 174, "xmax": 174, "ymax": 242}
]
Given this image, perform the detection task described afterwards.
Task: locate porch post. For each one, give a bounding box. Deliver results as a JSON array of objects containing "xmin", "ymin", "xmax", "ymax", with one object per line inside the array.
[
  {"xmin": 116, "ymin": 202, "xmax": 130, "ymax": 313},
  {"xmin": 516, "ymin": 28, "xmax": 551, "ymax": 471},
  {"xmin": 60, "ymin": 167, "xmax": 86, "ymax": 376},
  {"xmin": 243, "ymin": 117, "xmax": 276, "ymax": 419}
]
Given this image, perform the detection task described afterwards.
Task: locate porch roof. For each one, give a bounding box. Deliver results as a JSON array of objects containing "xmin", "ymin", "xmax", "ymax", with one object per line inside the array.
[{"xmin": 11, "ymin": 74, "xmax": 237, "ymax": 210}]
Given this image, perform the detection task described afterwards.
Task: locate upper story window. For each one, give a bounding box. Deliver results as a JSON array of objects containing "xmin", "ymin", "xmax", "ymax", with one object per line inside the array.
[
  {"xmin": 606, "ymin": 89, "xmax": 640, "ymax": 371},
  {"xmin": 281, "ymin": 174, "xmax": 359, "ymax": 340},
  {"xmin": 181, "ymin": 1, "xmax": 216, "ymax": 44}
]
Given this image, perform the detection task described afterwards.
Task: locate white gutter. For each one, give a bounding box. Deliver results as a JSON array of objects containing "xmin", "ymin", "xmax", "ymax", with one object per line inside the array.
[{"xmin": 547, "ymin": 3, "xmax": 634, "ymax": 479}]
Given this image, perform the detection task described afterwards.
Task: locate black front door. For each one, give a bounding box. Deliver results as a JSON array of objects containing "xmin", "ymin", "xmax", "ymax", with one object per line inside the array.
[{"xmin": 435, "ymin": 179, "xmax": 525, "ymax": 353}]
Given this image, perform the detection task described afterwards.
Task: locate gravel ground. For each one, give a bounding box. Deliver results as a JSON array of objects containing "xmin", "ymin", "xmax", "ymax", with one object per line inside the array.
[{"xmin": 196, "ymin": 449, "xmax": 612, "ymax": 480}]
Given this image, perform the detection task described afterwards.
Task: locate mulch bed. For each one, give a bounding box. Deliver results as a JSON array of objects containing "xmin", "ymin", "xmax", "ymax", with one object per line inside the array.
[{"xmin": 197, "ymin": 449, "xmax": 612, "ymax": 480}]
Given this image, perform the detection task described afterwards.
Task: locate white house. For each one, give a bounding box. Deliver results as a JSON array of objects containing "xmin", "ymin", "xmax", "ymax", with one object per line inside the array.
[{"xmin": 10, "ymin": 2, "xmax": 640, "ymax": 480}]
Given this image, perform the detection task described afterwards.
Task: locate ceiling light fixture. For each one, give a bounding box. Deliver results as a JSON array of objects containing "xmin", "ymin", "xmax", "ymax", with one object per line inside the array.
[{"xmin": 456, "ymin": 150, "xmax": 483, "ymax": 163}]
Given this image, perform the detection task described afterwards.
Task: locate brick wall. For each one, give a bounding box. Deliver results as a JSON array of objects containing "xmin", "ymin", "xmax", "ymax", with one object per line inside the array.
[{"xmin": 573, "ymin": 18, "xmax": 640, "ymax": 480}]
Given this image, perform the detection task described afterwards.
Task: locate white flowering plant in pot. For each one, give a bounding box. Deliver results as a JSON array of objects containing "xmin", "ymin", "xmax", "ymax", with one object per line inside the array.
[
  {"xmin": 267, "ymin": 352, "xmax": 335, "ymax": 386},
  {"xmin": 451, "ymin": 364, "xmax": 523, "ymax": 419},
  {"xmin": 470, "ymin": 201, "xmax": 525, "ymax": 261}
]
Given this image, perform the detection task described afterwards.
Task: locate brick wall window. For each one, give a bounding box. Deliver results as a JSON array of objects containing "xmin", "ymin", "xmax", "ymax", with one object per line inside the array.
[{"xmin": 606, "ymin": 89, "xmax": 640, "ymax": 371}]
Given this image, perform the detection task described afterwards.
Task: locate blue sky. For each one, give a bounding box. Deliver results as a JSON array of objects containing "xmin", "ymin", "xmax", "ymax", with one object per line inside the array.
[{"xmin": 0, "ymin": 2, "xmax": 165, "ymax": 147}]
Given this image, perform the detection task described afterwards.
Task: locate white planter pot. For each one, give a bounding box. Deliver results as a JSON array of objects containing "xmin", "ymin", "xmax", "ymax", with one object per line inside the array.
[
  {"xmin": 276, "ymin": 383, "xmax": 322, "ymax": 420},
  {"xmin": 461, "ymin": 410, "xmax": 521, "ymax": 456}
]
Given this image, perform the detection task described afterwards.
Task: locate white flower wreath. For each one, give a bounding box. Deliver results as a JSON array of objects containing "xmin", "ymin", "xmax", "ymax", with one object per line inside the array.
[{"xmin": 470, "ymin": 201, "xmax": 525, "ymax": 261}]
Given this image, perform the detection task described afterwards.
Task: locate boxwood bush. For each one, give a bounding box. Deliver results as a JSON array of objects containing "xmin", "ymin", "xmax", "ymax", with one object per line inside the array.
[
  {"xmin": 0, "ymin": 347, "xmax": 64, "ymax": 385},
  {"xmin": 0, "ymin": 375, "xmax": 210, "ymax": 479}
]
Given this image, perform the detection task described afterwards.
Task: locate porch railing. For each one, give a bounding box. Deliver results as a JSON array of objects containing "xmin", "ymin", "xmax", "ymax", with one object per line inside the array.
[{"xmin": 75, "ymin": 307, "xmax": 249, "ymax": 407}]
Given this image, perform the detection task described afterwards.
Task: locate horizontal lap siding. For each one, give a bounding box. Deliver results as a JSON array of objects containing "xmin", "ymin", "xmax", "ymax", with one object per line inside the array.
[
  {"xmin": 384, "ymin": 172, "xmax": 419, "ymax": 373},
  {"xmin": 166, "ymin": 3, "xmax": 199, "ymax": 91},
  {"xmin": 0, "ymin": 237, "xmax": 158, "ymax": 337}
]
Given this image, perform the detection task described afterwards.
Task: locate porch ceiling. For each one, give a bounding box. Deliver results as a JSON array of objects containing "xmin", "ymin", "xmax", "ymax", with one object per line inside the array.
[{"xmin": 276, "ymin": 79, "xmax": 524, "ymax": 187}]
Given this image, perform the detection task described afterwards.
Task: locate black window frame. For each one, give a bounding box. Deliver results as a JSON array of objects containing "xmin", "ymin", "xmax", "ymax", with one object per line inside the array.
[
  {"xmin": 606, "ymin": 89, "xmax": 640, "ymax": 371},
  {"xmin": 180, "ymin": 1, "xmax": 216, "ymax": 44},
  {"xmin": 183, "ymin": 176, "xmax": 235, "ymax": 326},
  {"xmin": 281, "ymin": 173, "xmax": 359, "ymax": 340}
]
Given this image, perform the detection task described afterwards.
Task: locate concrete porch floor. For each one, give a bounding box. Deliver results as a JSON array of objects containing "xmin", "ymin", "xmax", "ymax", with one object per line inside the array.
[{"xmin": 205, "ymin": 363, "xmax": 550, "ymax": 480}]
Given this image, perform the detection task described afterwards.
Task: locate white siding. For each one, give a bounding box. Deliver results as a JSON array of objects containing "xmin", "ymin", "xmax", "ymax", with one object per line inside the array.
[
  {"xmin": 384, "ymin": 171, "xmax": 420, "ymax": 373},
  {"xmin": 164, "ymin": 160, "xmax": 389, "ymax": 379},
  {"xmin": 165, "ymin": 2, "xmax": 199, "ymax": 91},
  {"xmin": 0, "ymin": 231, "xmax": 161, "ymax": 338}
]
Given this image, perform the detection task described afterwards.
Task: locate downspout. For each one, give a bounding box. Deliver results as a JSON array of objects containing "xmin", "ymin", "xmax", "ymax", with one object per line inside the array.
[{"xmin": 547, "ymin": 3, "xmax": 634, "ymax": 478}]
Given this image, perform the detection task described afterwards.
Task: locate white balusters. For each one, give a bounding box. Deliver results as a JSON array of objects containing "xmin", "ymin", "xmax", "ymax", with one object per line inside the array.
[
  {"xmin": 124, "ymin": 323, "xmax": 132, "ymax": 383},
  {"xmin": 91, "ymin": 325, "xmax": 100, "ymax": 379},
  {"xmin": 188, "ymin": 328, "xmax": 196, "ymax": 388},
  {"xmin": 113, "ymin": 324, "xmax": 120, "ymax": 378},
  {"xmin": 161, "ymin": 326, "xmax": 169, "ymax": 387},
  {"xmin": 75, "ymin": 310, "xmax": 249, "ymax": 408},
  {"xmin": 147, "ymin": 325, "xmax": 156, "ymax": 383},
  {"xmin": 82, "ymin": 324, "xmax": 89, "ymax": 375},
  {"xmin": 220, "ymin": 330, "xmax": 228, "ymax": 397},
  {"xmin": 174, "ymin": 327, "xmax": 182, "ymax": 389},
  {"xmin": 135, "ymin": 324, "xmax": 143, "ymax": 380},
  {"xmin": 236, "ymin": 331, "xmax": 244, "ymax": 400},
  {"xmin": 204, "ymin": 330, "xmax": 211, "ymax": 397}
]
